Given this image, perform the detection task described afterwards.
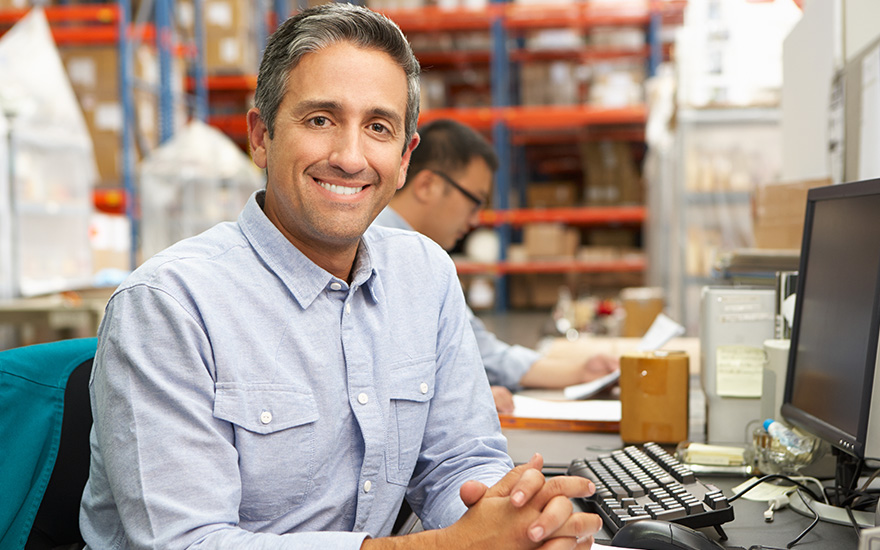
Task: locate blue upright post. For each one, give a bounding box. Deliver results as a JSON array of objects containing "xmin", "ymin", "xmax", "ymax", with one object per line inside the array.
[
  {"xmin": 274, "ymin": 0, "xmax": 288, "ymax": 25},
  {"xmin": 490, "ymin": 0, "xmax": 510, "ymax": 312},
  {"xmin": 192, "ymin": 0, "xmax": 209, "ymax": 121},
  {"xmin": 156, "ymin": 0, "xmax": 174, "ymax": 142},
  {"xmin": 118, "ymin": 0, "xmax": 138, "ymax": 270},
  {"xmin": 647, "ymin": 7, "xmax": 661, "ymax": 77}
]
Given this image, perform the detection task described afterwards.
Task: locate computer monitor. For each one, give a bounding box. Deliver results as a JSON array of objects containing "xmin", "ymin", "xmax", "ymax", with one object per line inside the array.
[{"xmin": 781, "ymin": 177, "xmax": 880, "ymax": 527}]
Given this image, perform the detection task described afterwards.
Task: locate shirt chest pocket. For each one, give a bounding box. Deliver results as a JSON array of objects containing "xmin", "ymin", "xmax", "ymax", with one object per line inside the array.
[
  {"xmin": 385, "ymin": 360, "xmax": 435, "ymax": 486},
  {"xmin": 214, "ymin": 384, "xmax": 319, "ymax": 521}
]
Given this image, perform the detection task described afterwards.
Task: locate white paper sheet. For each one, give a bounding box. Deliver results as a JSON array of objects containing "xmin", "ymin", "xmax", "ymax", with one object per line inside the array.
[{"xmin": 511, "ymin": 395, "xmax": 621, "ymax": 422}]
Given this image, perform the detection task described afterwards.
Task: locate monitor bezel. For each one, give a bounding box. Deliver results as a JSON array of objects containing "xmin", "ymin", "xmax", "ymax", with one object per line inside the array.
[{"xmin": 781, "ymin": 178, "xmax": 880, "ymax": 460}]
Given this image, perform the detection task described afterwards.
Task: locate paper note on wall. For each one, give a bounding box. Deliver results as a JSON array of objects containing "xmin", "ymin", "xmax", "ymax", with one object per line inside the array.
[{"xmin": 716, "ymin": 345, "xmax": 764, "ymax": 397}]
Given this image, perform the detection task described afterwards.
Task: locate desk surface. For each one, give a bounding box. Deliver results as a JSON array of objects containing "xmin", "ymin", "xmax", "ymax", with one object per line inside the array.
[{"xmin": 502, "ymin": 369, "xmax": 862, "ymax": 549}]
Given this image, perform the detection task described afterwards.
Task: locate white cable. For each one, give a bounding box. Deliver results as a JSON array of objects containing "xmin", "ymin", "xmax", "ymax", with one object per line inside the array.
[{"xmin": 789, "ymin": 475, "xmax": 830, "ymax": 504}]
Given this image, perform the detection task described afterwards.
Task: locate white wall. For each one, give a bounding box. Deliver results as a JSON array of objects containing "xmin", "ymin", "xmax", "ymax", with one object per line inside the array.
[
  {"xmin": 845, "ymin": 0, "xmax": 880, "ymax": 62},
  {"xmin": 780, "ymin": 0, "xmax": 840, "ymax": 183}
]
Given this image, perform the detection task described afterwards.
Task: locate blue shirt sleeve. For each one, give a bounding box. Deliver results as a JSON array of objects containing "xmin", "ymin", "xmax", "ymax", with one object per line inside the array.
[{"xmin": 468, "ymin": 308, "xmax": 540, "ymax": 391}]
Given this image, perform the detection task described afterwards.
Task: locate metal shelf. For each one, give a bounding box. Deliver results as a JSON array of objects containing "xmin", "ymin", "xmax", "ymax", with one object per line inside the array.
[
  {"xmin": 455, "ymin": 258, "xmax": 646, "ymax": 275},
  {"xmin": 479, "ymin": 206, "xmax": 646, "ymax": 227}
]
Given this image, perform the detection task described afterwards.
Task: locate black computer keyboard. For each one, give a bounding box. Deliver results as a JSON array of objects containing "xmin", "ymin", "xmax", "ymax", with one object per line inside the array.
[{"xmin": 567, "ymin": 442, "xmax": 734, "ymax": 537}]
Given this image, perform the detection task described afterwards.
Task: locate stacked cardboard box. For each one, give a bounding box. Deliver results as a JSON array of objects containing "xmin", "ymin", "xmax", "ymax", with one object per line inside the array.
[
  {"xmin": 579, "ymin": 140, "xmax": 642, "ymax": 205},
  {"xmin": 526, "ymin": 181, "xmax": 578, "ymax": 208},
  {"xmin": 60, "ymin": 44, "xmax": 167, "ymax": 184},
  {"xmin": 176, "ymin": 0, "xmax": 258, "ymax": 76},
  {"xmin": 753, "ymin": 179, "xmax": 829, "ymax": 250},
  {"xmin": 522, "ymin": 223, "xmax": 580, "ymax": 260}
]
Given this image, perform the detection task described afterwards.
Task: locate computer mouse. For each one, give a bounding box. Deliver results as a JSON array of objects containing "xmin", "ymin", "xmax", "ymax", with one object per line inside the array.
[{"xmin": 610, "ymin": 519, "xmax": 726, "ymax": 550}]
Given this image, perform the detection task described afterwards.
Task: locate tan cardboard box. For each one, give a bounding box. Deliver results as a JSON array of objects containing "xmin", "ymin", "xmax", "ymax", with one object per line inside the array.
[
  {"xmin": 523, "ymin": 223, "xmax": 579, "ymax": 259},
  {"xmin": 526, "ymin": 181, "xmax": 579, "ymax": 208},
  {"xmin": 753, "ymin": 179, "xmax": 830, "ymax": 250},
  {"xmin": 203, "ymin": 0, "xmax": 259, "ymax": 75}
]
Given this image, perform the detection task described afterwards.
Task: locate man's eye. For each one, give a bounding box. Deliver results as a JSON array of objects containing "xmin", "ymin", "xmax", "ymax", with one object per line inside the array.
[
  {"xmin": 370, "ymin": 123, "xmax": 389, "ymax": 134},
  {"xmin": 311, "ymin": 116, "xmax": 328, "ymax": 127}
]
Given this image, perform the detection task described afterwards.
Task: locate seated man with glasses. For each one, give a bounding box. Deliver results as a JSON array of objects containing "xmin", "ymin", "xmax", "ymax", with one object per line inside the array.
[{"xmin": 374, "ymin": 119, "xmax": 618, "ymax": 413}]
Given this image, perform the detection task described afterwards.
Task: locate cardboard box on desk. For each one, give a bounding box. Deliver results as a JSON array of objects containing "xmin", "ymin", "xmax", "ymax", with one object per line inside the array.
[{"xmin": 620, "ymin": 351, "xmax": 689, "ymax": 444}]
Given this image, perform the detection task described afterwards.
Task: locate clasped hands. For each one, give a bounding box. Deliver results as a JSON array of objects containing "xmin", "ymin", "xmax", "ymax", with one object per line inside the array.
[{"xmin": 450, "ymin": 453, "xmax": 602, "ymax": 549}]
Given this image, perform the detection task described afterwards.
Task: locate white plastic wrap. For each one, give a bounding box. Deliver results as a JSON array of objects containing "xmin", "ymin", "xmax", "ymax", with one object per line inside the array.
[
  {"xmin": 139, "ymin": 119, "xmax": 264, "ymax": 260},
  {"xmin": 0, "ymin": 8, "xmax": 98, "ymax": 297}
]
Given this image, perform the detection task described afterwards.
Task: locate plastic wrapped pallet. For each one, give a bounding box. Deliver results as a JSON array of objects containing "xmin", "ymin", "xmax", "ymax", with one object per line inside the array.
[
  {"xmin": 139, "ymin": 119, "xmax": 264, "ymax": 261},
  {"xmin": 0, "ymin": 8, "xmax": 97, "ymax": 298}
]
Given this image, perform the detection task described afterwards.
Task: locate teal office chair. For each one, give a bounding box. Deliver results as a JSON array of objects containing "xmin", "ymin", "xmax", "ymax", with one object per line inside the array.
[{"xmin": 0, "ymin": 337, "xmax": 97, "ymax": 550}]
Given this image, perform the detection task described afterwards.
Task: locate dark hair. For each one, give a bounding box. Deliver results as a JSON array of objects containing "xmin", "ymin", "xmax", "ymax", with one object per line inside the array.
[
  {"xmin": 253, "ymin": 3, "xmax": 421, "ymax": 150},
  {"xmin": 407, "ymin": 119, "xmax": 498, "ymax": 182}
]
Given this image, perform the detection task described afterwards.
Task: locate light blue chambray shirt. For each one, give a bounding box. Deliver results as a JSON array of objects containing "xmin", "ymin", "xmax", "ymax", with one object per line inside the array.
[
  {"xmin": 373, "ymin": 207, "xmax": 540, "ymax": 390},
  {"xmin": 80, "ymin": 191, "xmax": 512, "ymax": 549}
]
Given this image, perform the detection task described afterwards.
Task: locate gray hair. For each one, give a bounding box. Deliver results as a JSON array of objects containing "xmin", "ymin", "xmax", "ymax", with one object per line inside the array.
[{"xmin": 254, "ymin": 3, "xmax": 421, "ymax": 151}]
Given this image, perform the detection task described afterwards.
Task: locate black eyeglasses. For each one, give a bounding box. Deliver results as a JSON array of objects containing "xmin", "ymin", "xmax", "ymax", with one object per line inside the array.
[{"xmin": 430, "ymin": 170, "xmax": 486, "ymax": 213}]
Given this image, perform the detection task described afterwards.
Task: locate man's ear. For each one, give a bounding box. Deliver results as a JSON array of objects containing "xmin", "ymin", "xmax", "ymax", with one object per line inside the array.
[
  {"xmin": 408, "ymin": 169, "xmax": 442, "ymax": 204},
  {"xmin": 247, "ymin": 108, "xmax": 268, "ymax": 170},
  {"xmin": 397, "ymin": 132, "xmax": 420, "ymax": 190}
]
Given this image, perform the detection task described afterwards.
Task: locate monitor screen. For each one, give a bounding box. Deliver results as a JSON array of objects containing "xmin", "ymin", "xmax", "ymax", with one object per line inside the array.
[{"xmin": 782, "ymin": 179, "xmax": 880, "ymax": 459}]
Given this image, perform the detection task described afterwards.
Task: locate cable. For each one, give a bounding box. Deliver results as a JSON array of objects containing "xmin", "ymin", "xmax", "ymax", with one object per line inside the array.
[
  {"xmin": 728, "ymin": 474, "xmax": 822, "ymax": 504},
  {"xmin": 788, "ymin": 476, "xmax": 830, "ymax": 505},
  {"xmin": 786, "ymin": 488, "xmax": 820, "ymax": 548},
  {"xmin": 845, "ymin": 506, "xmax": 863, "ymax": 542}
]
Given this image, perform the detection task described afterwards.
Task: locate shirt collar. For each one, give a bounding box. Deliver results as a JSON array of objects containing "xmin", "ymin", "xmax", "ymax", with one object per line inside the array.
[{"xmin": 238, "ymin": 191, "xmax": 381, "ymax": 308}]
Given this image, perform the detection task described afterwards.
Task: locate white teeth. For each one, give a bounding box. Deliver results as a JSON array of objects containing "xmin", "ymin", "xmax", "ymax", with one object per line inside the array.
[{"xmin": 318, "ymin": 180, "xmax": 363, "ymax": 196}]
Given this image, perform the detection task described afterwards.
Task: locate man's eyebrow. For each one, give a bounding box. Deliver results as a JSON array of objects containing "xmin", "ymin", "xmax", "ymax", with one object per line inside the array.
[
  {"xmin": 292, "ymin": 99, "xmax": 343, "ymax": 115},
  {"xmin": 292, "ymin": 100, "xmax": 404, "ymax": 131}
]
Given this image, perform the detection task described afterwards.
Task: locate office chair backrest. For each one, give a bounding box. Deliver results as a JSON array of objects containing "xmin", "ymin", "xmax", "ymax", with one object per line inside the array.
[{"xmin": 0, "ymin": 338, "xmax": 98, "ymax": 550}]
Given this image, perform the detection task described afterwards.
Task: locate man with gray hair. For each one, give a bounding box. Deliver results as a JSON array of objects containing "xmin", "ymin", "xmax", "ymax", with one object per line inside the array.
[{"xmin": 80, "ymin": 4, "xmax": 600, "ymax": 549}]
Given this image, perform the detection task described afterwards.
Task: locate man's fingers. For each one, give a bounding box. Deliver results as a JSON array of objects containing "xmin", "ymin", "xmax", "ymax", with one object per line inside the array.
[
  {"xmin": 532, "ymin": 509, "xmax": 603, "ymax": 544},
  {"xmin": 459, "ymin": 480, "xmax": 488, "ymax": 508},
  {"xmin": 527, "ymin": 475, "xmax": 594, "ymax": 511},
  {"xmin": 526, "ymin": 495, "xmax": 572, "ymax": 542},
  {"xmin": 485, "ymin": 453, "xmax": 544, "ymax": 501}
]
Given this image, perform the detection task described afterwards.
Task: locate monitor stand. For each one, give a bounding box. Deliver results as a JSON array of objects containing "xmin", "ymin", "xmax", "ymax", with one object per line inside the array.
[
  {"xmin": 789, "ymin": 491, "xmax": 876, "ymax": 528},
  {"xmin": 789, "ymin": 449, "xmax": 877, "ymax": 528}
]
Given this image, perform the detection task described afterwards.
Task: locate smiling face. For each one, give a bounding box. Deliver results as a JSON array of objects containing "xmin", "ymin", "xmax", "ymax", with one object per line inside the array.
[{"xmin": 247, "ymin": 41, "xmax": 419, "ymax": 280}]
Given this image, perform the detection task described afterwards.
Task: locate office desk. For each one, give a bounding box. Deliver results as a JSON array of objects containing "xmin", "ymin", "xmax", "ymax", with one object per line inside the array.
[
  {"xmin": 501, "ymin": 365, "xmax": 861, "ymax": 548},
  {"xmin": 502, "ymin": 427, "xmax": 861, "ymax": 548}
]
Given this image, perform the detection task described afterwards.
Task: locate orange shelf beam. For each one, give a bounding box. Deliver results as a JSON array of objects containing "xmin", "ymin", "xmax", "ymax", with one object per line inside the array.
[
  {"xmin": 454, "ymin": 257, "xmax": 646, "ymax": 275},
  {"xmin": 380, "ymin": 6, "xmax": 497, "ymax": 32},
  {"xmin": 479, "ymin": 206, "xmax": 645, "ymax": 226},
  {"xmin": 186, "ymin": 74, "xmax": 257, "ymax": 92},
  {"xmin": 415, "ymin": 50, "xmax": 492, "ymax": 67},
  {"xmin": 418, "ymin": 104, "xmax": 646, "ymax": 131},
  {"xmin": 0, "ymin": 4, "xmax": 118, "ymax": 25}
]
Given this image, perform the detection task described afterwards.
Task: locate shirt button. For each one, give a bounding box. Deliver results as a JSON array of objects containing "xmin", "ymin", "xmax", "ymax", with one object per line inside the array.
[
  {"xmin": 345, "ymin": 302, "xmax": 352, "ymax": 314},
  {"xmin": 420, "ymin": 382, "xmax": 428, "ymax": 394},
  {"xmin": 260, "ymin": 411, "xmax": 272, "ymax": 424},
  {"xmin": 330, "ymin": 282, "xmax": 342, "ymax": 291},
  {"xmin": 358, "ymin": 392, "xmax": 369, "ymax": 405},
  {"xmin": 364, "ymin": 480, "xmax": 372, "ymax": 493}
]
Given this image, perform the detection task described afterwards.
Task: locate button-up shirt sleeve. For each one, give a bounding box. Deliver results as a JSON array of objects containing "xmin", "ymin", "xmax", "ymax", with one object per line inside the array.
[
  {"xmin": 402, "ymin": 257, "xmax": 513, "ymax": 530},
  {"xmin": 468, "ymin": 308, "xmax": 540, "ymax": 391}
]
